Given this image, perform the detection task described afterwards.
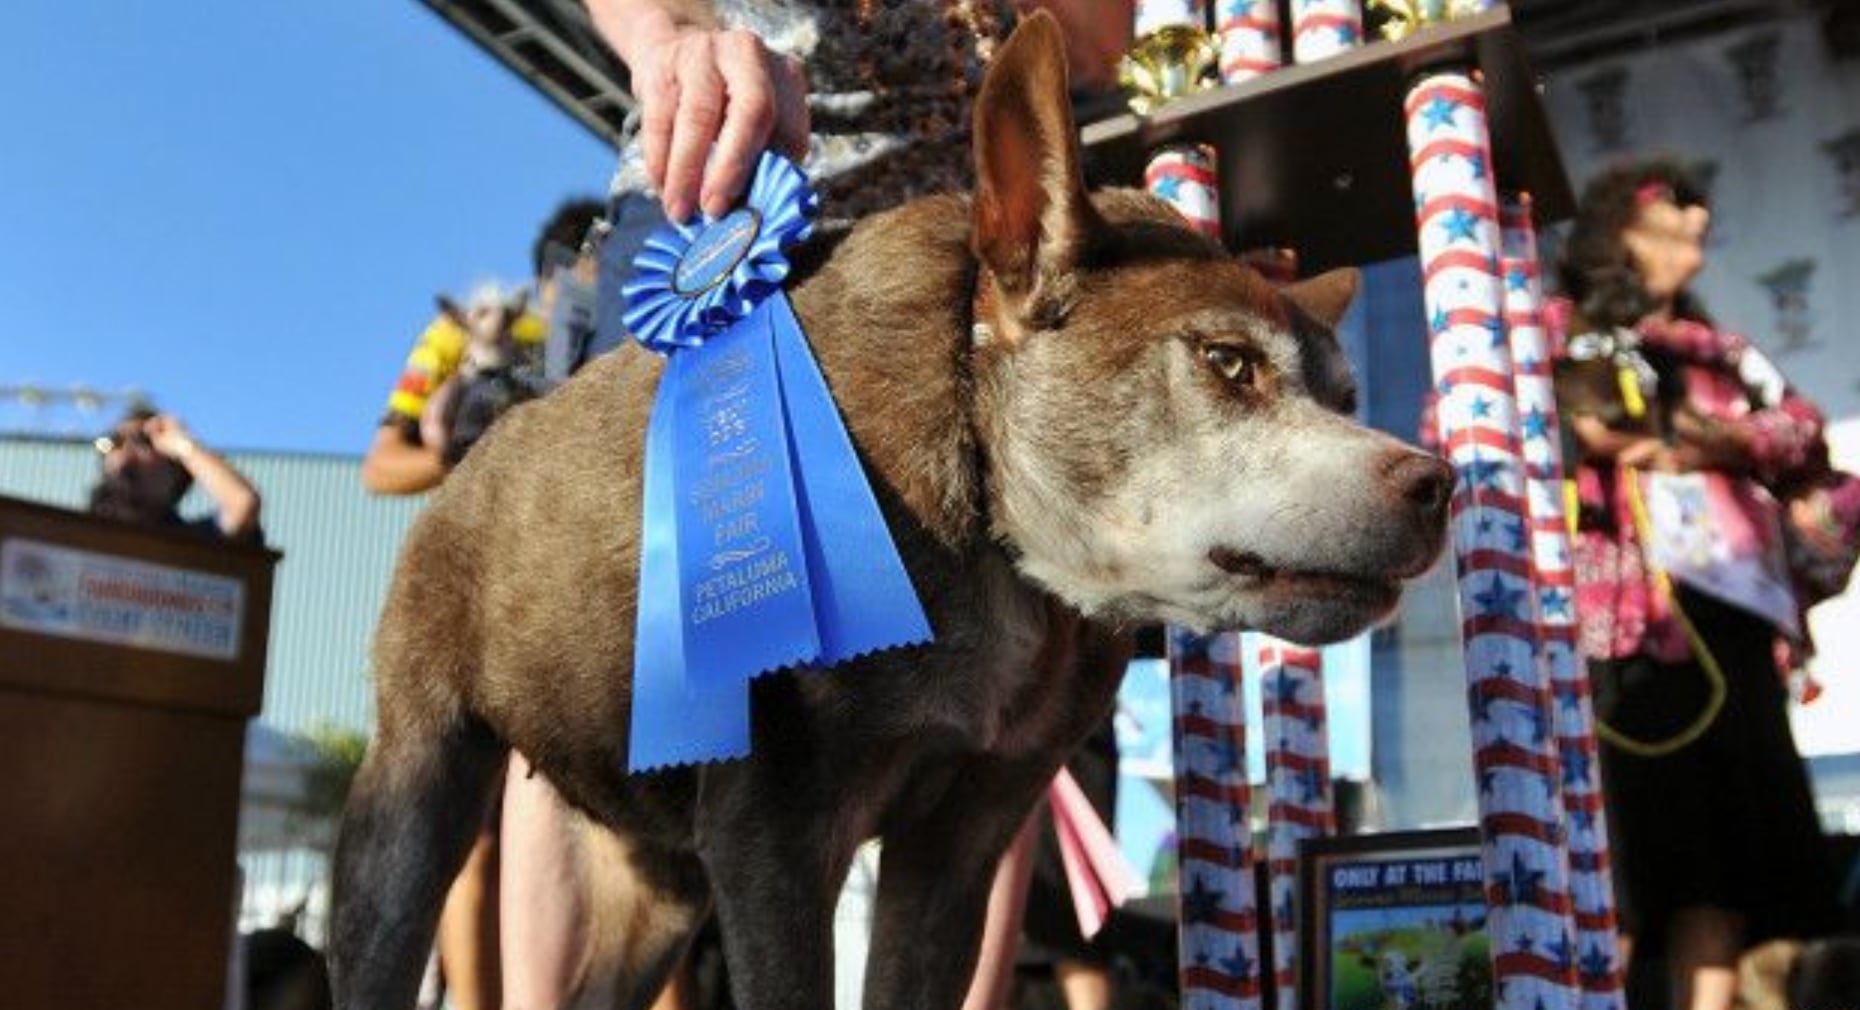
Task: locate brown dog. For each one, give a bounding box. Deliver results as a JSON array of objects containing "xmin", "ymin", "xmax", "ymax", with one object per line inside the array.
[{"xmin": 330, "ymin": 14, "xmax": 1449, "ymax": 1010}]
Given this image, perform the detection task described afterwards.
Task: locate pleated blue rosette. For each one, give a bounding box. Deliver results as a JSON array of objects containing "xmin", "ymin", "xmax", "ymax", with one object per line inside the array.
[{"xmin": 621, "ymin": 152, "xmax": 933, "ymax": 772}]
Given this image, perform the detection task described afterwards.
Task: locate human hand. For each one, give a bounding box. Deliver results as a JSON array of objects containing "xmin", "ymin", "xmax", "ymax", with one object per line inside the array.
[
  {"xmin": 1670, "ymin": 407, "xmax": 1751, "ymax": 471},
  {"xmin": 627, "ymin": 25, "xmax": 809, "ymax": 221},
  {"xmin": 421, "ymin": 379, "xmax": 460, "ymax": 454},
  {"xmin": 143, "ymin": 414, "xmax": 199, "ymax": 463}
]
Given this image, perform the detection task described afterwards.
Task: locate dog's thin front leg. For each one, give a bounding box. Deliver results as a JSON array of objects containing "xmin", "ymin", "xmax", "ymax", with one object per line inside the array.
[
  {"xmin": 862, "ymin": 771, "xmax": 1048, "ymax": 1010},
  {"xmin": 695, "ymin": 772, "xmax": 857, "ymax": 1010}
]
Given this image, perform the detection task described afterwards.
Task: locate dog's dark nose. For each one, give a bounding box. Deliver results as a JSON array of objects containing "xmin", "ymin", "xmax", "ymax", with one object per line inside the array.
[{"xmin": 1389, "ymin": 452, "xmax": 1454, "ymax": 525}]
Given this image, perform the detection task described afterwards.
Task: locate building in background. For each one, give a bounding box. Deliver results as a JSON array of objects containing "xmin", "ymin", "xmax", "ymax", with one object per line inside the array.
[{"xmin": 1, "ymin": 434, "xmax": 421, "ymax": 941}]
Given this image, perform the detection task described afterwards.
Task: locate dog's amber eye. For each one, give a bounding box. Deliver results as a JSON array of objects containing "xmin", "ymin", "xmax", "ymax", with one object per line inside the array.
[{"xmin": 1202, "ymin": 344, "xmax": 1255, "ymax": 386}]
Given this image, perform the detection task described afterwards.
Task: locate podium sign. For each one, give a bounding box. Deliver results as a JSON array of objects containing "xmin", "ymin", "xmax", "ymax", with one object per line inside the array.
[{"xmin": 0, "ymin": 495, "xmax": 278, "ymax": 1010}]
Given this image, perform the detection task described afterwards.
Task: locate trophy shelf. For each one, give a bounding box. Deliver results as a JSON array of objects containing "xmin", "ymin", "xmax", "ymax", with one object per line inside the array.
[{"xmin": 1081, "ymin": 5, "xmax": 1573, "ymax": 271}]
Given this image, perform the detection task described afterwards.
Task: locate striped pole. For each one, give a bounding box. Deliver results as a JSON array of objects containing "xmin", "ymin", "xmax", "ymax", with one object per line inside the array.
[
  {"xmin": 1168, "ymin": 628, "xmax": 1265, "ymax": 1010},
  {"xmin": 1146, "ymin": 144, "xmax": 1224, "ymax": 240},
  {"xmin": 1257, "ymin": 641, "xmax": 1333, "ymax": 1010},
  {"xmin": 1136, "ymin": 0, "xmax": 1208, "ymax": 35},
  {"xmin": 1289, "ymin": 0, "xmax": 1362, "ymax": 64},
  {"xmin": 1215, "ymin": 0, "xmax": 1283, "ymax": 84},
  {"xmin": 1151, "ymin": 143, "xmax": 1263, "ymax": 1010},
  {"xmin": 1500, "ymin": 197, "xmax": 1627, "ymax": 1010},
  {"xmin": 1403, "ymin": 68, "xmax": 1580, "ymax": 1010}
]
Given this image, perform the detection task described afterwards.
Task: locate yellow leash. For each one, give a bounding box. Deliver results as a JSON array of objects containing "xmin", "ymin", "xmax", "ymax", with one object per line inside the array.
[{"xmin": 1584, "ymin": 468, "xmax": 1728, "ymax": 757}]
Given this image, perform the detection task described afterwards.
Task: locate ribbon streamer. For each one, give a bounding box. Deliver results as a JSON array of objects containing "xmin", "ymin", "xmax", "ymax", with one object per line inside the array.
[
  {"xmin": 623, "ymin": 153, "xmax": 932, "ymax": 772},
  {"xmin": 1050, "ymin": 767, "xmax": 1141, "ymax": 940}
]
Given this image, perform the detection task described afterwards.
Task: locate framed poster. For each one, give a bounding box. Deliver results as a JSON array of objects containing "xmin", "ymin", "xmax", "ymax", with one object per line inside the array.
[{"xmin": 1298, "ymin": 828, "xmax": 1492, "ymax": 1010}]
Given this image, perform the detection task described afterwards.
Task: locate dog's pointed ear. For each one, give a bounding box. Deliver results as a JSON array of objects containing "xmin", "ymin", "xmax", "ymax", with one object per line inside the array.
[
  {"xmin": 972, "ymin": 10, "xmax": 1102, "ymax": 337},
  {"xmin": 1282, "ymin": 268, "xmax": 1360, "ymax": 328},
  {"xmin": 436, "ymin": 294, "xmax": 466, "ymax": 326}
]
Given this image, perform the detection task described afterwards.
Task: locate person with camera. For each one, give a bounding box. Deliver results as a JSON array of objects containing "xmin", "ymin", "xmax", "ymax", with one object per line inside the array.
[{"xmin": 89, "ymin": 406, "xmax": 263, "ymax": 546}]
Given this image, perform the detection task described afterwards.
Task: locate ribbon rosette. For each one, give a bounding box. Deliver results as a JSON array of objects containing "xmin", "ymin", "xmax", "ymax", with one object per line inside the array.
[{"xmin": 622, "ymin": 152, "xmax": 933, "ymax": 772}]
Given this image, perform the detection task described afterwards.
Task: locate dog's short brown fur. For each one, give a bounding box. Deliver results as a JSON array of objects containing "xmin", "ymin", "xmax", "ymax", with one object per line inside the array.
[{"xmin": 331, "ymin": 15, "xmax": 1449, "ymax": 1010}]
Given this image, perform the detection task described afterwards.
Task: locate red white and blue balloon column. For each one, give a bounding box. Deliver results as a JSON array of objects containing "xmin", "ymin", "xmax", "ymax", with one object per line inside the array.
[
  {"xmin": 1288, "ymin": 0, "xmax": 1363, "ymax": 64},
  {"xmin": 1167, "ymin": 629, "xmax": 1266, "ymax": 1010},
  {"xmin": 1257, "ymin": 642, "xmax": 1333, "ymax": 1010},
  {"xmin": 1403, "ymin": 69, "xmax": 1581, "ymax": 1010},
  {"xmin": 1500, "ymin": 197, "xmax": 1627, "ymax": 1010},
  {"xmin": 1215, "ymin": 0, "xmax": 1283, "ymax": 84},
  {"xmin": 1148, "ymin": 141, "xmax": 1265, "ymax": 1010}
]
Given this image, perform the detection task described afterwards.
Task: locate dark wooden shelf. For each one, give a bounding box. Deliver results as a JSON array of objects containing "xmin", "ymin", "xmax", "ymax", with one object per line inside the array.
[{"xmin": 1081, "ymin": 5, "xmax": 1572, "ymax": 271}]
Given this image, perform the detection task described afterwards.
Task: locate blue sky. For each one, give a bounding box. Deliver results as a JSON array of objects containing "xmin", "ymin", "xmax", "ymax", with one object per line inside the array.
[{"xmin": 1, "ymin": 1, "xmax": 616, "ymax": 454}]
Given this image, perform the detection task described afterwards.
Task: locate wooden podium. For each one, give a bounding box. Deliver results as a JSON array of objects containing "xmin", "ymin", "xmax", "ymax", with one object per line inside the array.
[{"xmin": 0, "ymin": 495, "xmax": 279, "ymax": 1010}]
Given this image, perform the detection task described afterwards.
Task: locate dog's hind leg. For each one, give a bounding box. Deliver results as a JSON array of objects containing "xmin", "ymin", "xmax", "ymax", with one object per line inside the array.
[{"xmin": 328, "ymin": 699, "xmax": 505, "ymax": 1010}]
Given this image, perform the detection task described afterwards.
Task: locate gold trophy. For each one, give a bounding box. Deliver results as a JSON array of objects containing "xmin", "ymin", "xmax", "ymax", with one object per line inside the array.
[
  {"xmin": 1120, "ymin": 3, "xmax": 1219, "ymax": 114},
  {"xmin": 1369, "ymin": 0, "xmax": 1487, "ymax": 42}
]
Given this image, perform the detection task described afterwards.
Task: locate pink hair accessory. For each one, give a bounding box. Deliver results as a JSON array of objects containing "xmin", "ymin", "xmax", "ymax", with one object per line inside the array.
[{"xmin": 1634, "ymin": 181, "xmax": 1671, "ymax": 207}]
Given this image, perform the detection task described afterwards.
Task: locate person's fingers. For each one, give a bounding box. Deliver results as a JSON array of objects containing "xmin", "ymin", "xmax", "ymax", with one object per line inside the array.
[
  {"xmin": 770, "ymin": 54, "xmax": 811, "ymax": 164},
  {"xmin": 662, "ymin": 39, "xmax": 727, "ymax": 222},
  {"xmin": 701, "ymin": 31, "xmax": 779, "ymax": 218},
  {"xmin": 636, "ymin": 53, "xmax": 680, "ymax": 200},
  {"xmin": 1617, "ymin": 438, "xmax": 1662, "ymax": 469}
]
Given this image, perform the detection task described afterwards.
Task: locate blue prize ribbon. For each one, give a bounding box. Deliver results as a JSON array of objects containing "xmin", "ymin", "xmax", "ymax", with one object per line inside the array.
[
  {"xmin": 629, "ymin": 354, "xmax": 751, "ymax": 769},
  {"xmin": 622, "ymin": 152, "xmax": 932, "ymax": 772},
  {"xmin": 767, "ymin": 295, "xmax": 932, "ymax": 663},
  {"xmin": 670, "ymin": 299, "xmax": 821, "ymax": 692}
]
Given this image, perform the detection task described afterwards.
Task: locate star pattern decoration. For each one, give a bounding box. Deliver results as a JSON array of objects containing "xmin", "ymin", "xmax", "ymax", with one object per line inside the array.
[
  {"xmin": 1513, "ymin": 930, "xmax": 1538, "ymax": 955},
  {"xmin": 1441, "ymin": 205, "xmax": 1480, "ymax": 243},
  {"xmin": 1520, "ymin": 405, "xmax": 1551, "ymax": 441},
  {"xmin": 1269, "ymin": 671, "xmax": 1302, "ymax": 707},
  {"xmin": 1568, "ymin": 803, "xmax": 1596, "ymax": 834},
  {"xmin": 1524, "ymin": 700, "xmax": 1548, "ymax": 743},
  {"xmin": 1491, "ymin": 849, "xmax": 1545, "ymax": 906},
  {"xmin": 1471, "ymin": 394, "xmax": 1494, "ymax": 419},
  {"xmin": 1580, "ymin": 944, "xmax": 1614, "ymax": 981},
  {"xmin": 1507, "ymin": 517, "xmax": 1529, "ymax": 553},
  {"xmin": 1516, "ymin": 353, "xmax": 1541, "ymax": 373},
  {"xmin": 1422, "ymin": 94, "xmax": 1460, "ymax": 131},
  {"xmin": 1488, "ymin": 315, "xmax": 1509, "ymax": 349},
  {"xmin": 1548, "ymin": 932, "xmax": 1575, "ymax": 972},
  {"xmin": 1211, "ymin": 735, "xmax": 1243, "ymax": 776},
  {"xmin": 1181, "ymin": 873, "xmax": 1225, "ymax": 925},
  {"xmin": 1220, "ymin": 949, "xmax": 1256, "ymax": 980},
  {"xmin": 1466, "ymin": 151, "xmax": 1488, "ymax": 180},
  {"xmin": 1459, "ymin": 454, "xmax": 1507, "ymax": 493},
  {"xmin": 1472, "ymin": 684, "xmax": 1497, "ymax": 721},
  {"xmin": 1473, "ymin": 573, "xmax": 1527, "ymax": 620},
  {"xmin": 1561, "ymin": 745, "xmax": 1592, "ymax": 789},
  {"xmin": 1172, "ymin": 628, "xmax": 1212, "ymax": 662},
  {"xmin": 1430, "ymin": 307, "xmax": 1450, "ymax": 334},
  {"xmin": 1540, "ymin": 587, "xmax": 1572, "ymax": 621},
  {"xmin": 1333, "ymin": 23, "xmax": 1358, "ymax": 46},
  {"xmin": 1152, "ymin": 174, "xmax": 1183, "ymax": 202},
  {"xmin": 1479, "ymin": 766, "xmax": 1499, "ymax": 794},
  {"xmin": 1300, "ymin": 766, "xmax": 1326, "ymax": 803}
]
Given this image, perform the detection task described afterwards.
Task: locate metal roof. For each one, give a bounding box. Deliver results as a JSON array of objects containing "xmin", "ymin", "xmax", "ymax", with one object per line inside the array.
[{"xmin": 414, "ymin": 0, "xmax": 635, "ymax": 147}]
